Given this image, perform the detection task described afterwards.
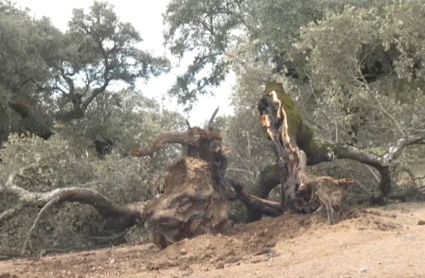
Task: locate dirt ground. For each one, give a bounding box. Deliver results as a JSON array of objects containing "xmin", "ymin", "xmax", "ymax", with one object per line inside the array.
[{"xmin": 1, "ymin": 202, "xmax": 425, "ymax": 278}]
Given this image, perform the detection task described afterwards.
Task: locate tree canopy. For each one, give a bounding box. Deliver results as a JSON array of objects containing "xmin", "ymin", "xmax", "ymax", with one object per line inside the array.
[{"xmin": 0, "ymin": 0, "xmax": 170, "ymax": 145}]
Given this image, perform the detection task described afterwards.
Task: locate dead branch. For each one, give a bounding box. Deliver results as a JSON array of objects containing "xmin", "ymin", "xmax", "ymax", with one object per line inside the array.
[
  {"xmin": 228, "ymin": 179, "xmax": 283, "ymax": 217},
  {"xmin": 333, "ymin": 134, "xmax": 425, "ymax": 201},
  {"xmin": 130, "ymin": 132, "xmax": 196, "ymax": 157},
  {"xmin": 185, "ymin": 119, "xmax": 191, "ymax": 128},
  {"xmin": 0, "ymin": 204, "xmax": 24, "ymax": 223},
  {"xmin": 208, "ymin": 106, "xmax": 220, "ymax": 131},
  {"xmin": 1, "ymin": 163, "xmax": 147, "ymax": 252},
  {"xmin": 257, "ymin": 89, "xmax": 307, "ymax": 212},
  {"xmin": 130, "ymin": 108, "xmax": 222, "ymax": 158}
]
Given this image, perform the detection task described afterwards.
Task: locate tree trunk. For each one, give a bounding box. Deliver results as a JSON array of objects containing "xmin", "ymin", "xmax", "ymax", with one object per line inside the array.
[{"xmin": 246, "ymin": 82, "xmax": 425, "ymax": 221}]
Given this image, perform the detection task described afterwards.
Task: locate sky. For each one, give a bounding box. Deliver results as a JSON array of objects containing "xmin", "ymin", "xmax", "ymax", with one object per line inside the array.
[{"xmin": 15, "ymin": 0, "xmax": 235, "ymax": 126}]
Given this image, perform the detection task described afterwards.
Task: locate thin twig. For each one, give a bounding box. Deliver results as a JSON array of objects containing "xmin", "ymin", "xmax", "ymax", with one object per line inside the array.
[{"xmin": 364, "ymin": 165, "xmax": 381, "ymax": 184}]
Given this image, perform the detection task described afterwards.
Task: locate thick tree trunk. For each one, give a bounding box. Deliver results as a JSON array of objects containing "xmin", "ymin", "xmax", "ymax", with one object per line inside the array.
[
  {"xmin": 229, "ymin": 179, "xmax": 283, "ymax": 217},
  {"xmin": 246, "ymin": 83, "xmax": 425, "ymax": 221},
  {"xmin": 256, "ymin": 85, "xmax": 319, "ymax": 214},
  {"xmin": 8, "ymin": 102, "xmax": 53, "ymax": 140}
]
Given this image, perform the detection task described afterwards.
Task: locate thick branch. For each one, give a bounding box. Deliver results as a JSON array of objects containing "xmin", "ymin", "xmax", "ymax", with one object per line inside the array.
[
  {"xmin": 0, "ymin": 205, "xmax": 24, "ymax": 223},
  {"xmin": 82, "ymin": 84, "xmax": 109, "ymax": 111},
  {"xmin": 257, "ymin": 88, "xmax": 305, "ymax": 212},
  {"xmin": 1, "ymin": 164, "xmax": 146, "ymax": 231},
  {"xmin": 131, "ymin": 109, "xmax": 223, "ymax": 158},
  {"xmin": 8, "ymin": 102, "xmax": 53, "ymax": 140},
  {"xmin": 333, "ymin": 135, "xmax": 425, "ymax": 197},
  {"xmin": 130, "ymin": 131, "xmax": 196, "ymax": 157},
  {"xmin": 208, "ymin": 106, "xmax": 220, "ymax": 131},
  {"xmin": 228, "ymin": 179, "xmax": 283, "ymax": 217}
]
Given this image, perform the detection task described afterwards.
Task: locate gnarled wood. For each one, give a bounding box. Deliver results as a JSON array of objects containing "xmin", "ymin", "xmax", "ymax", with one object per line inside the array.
[
  {"xmin": 1, "ymin": 106, "xmax": 237, "ymax": 252},
  {"xmin": 250, "ymin": 82, "xmax": 425, "ymax": 220},
  {"xmin": 229, "ymin": 179, "xmax": 283, "ymax": 217},
  {"xmin": 257, "ymin": 88, "xmax": 312, "ymax": 213},
  {"xmin": 128, "ymin": 107, "xmax": 235, "ymax": 249},
  {"xmin": 0, "ymin": 163, "xmax": 147, "ymax": 254},
  {"xmin": 144, "ymin": 157, "xmax": 231, "ymax": 249}
]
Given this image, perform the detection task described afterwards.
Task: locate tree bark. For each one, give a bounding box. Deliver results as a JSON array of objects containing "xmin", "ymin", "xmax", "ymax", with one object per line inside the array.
[
  {"xmin": 246, "ymin": 82, "xmax": 425, "ymax": 221},
  {"xmin": 256, "ymin": 86, "xmax": 321, "ymax": 214},
  {"xmin": 229, "ymin": 179, "xmax": 283, "ymax": 217},
  {"xmin": 0, "ymin": 164, "xmax": 146, "ymax": 227}
]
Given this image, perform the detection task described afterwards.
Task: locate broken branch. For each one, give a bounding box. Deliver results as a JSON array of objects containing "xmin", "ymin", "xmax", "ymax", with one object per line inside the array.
[
  {"xmin": 208, "ymin": 106, "xmax": 220, "ymax": 131},
  {"xmin": 130, "ymin": 132, "xmax": 196, "ymax": 157}
]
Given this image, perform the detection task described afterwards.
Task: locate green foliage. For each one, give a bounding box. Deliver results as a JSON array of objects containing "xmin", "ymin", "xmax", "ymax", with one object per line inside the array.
[
  {"xmin": 0, "ymin": 0, "xmax": 171, "ymax": 144},
  {"xmin": 51, "ymin": 1, "xmax": 170, "ymax": 122},
  {"xmin": 291, "ymin": 1, "xmax": 425, "ymax": 145},
  {"xmin": 67, "ymin": 1, "xmax": 170, "ymax": 85},
  {"xmin": 163, "ymin": 0, "xmax": 395, "ymax": 106},
  {"xmin": 163, "ymin": 0, "xmax": 243, "ymax": 107},
  {"xmin": 58, "ymin": 87, "xmax": 186, "ymax": 165}
]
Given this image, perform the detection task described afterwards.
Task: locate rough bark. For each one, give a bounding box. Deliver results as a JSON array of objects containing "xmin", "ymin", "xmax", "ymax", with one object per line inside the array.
[
  {"xmin": 257, "ymin": 89, "xmax": 301, "ymax": 211},
  {"xmin": 229, "ymin": 179, "xmax": 283, "ymax": 217},
  {"xmin": 1, "ymin": 107, "xmax": 236, "ymax": 252},
  {"xmin": 129, "ymin": 107, "xmax": 236, "ymax": 249},
  {"xmin": 255, "ymin": 86, "xmax": 328, "ymax": 216},
  {"xmin": 247, "ymin": 82, "xmax": 425, "ymax": 221},
  {"xmin": 333, "ymin": 138, "xmax": 425, "ymax": 203}
]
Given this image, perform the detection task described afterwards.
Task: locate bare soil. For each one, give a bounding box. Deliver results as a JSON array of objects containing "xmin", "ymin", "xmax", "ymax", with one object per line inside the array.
[{"xmin": 1, "ymin": 202, "xmax": 425, "ymax": 278}]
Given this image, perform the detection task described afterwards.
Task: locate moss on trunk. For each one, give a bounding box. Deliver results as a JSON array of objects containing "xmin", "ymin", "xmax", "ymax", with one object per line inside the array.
[
  {"xmin": 263, "ymin": 83, "xmax": 333, "ymax": 165},
  {"xmin": 246, "ymin": 82, "xmax": 334, "ymax": 222}
]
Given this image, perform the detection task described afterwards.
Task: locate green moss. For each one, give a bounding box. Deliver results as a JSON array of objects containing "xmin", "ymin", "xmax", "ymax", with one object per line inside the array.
[
  {"xmin": 264, "ymin": 83, "xmax": 301, "ymax": 141},
  {"xmin": 263, "ymin": 83, "xmax": 332, "ymax": 165}
]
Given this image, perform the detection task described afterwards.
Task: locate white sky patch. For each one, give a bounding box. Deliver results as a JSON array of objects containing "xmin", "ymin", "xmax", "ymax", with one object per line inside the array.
[{"xmin": 15, "ymin": 0, "xmax": 235, "ymax": 126}]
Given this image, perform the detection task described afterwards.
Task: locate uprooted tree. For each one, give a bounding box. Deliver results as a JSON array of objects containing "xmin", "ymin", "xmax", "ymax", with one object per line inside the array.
[
  {"xmin": 244, "ymin": 83, "xmax": 425, "ymax": 221},
  {"xmin": 1, "ymin": 108, "xmax": 238, "ymax": 251},
  {"xmin": 1, "ymin": 82, "xmax": 425, "ymax": 253}
]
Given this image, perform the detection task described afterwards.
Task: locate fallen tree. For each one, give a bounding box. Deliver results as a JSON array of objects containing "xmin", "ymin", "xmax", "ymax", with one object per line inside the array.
[
  {"xmin": 1, "ymin": 84, "xmax": 424, "ymax": 254},
  {"xmin": 1, "ymin": 108, "xmax": 237, "ymax": 252},
  {"xmin": 245, "ymin": 83, "xmax": 425, "ymax": 221}
]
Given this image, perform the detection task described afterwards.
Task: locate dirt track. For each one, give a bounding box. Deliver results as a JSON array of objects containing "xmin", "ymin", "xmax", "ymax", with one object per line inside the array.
[{"xmin": 1, "ymin": 202, "xmax": 425, "ymax": 278}]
